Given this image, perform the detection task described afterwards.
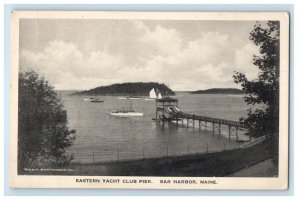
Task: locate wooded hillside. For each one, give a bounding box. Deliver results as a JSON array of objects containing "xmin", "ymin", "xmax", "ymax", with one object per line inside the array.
[{"xmin": 73, "ymin": 82, "xmax": 175, "ymax": 96}]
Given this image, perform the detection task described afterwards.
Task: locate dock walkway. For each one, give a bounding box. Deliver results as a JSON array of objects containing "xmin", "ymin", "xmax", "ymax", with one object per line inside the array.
[
  {"xmin": 155, "ymin": 97, "xmax": 250, "ymax": 141},
  {"xmin": 164, "ymin": 105, "xmax": 248, "ymax": 129}
]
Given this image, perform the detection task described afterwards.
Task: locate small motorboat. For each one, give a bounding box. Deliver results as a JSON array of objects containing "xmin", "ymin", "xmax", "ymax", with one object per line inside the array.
[
  {"xmin": 90, "ymin": 97, "xmax": 104, "ymax": 103},
  {"xmin": 83, "ymin": 97, "xmax": 96, "ymax": 101},
  {"xmin": 91, "ymin": 99, "xmax": 104, "ymax": 103}
]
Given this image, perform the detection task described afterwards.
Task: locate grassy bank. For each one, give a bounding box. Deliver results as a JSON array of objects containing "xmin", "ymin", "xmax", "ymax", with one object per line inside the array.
[
  {"xmin": 24, "ymin": 139, "xmax": 275, "ymax": 177},
  {"xmin": 228, "ymin": 158, "xmax": 278, "ymax": 177}
]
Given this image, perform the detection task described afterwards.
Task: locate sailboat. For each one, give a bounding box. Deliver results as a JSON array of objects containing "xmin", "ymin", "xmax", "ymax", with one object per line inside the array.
[
  {"xmin": 110, "ymin": 99, "xmax": 143, "ymax": 117},
  {"xmin": 145, "ymin": 88, "xmax": 164, "ymax": 100},
  {"xmin": 157, "ymin": 92, "xmax": 162, "ymax": 99},
  {"xmin": 145, "ymin": 88, "xmax": 157, "ymax": 100}
]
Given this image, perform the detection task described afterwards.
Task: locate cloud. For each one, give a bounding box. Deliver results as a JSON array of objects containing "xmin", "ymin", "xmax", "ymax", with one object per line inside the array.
[
  {"xmin": 233, "ymin": 42, "xmax": 260, "ymax": 80},
  {"xmin": 139, "ymin": 24, "xmax": 182, "ymax": 56},
  {"xmin": 20, "ymin": 21, "xmax": 260, "ymax": 91},
  {"xmin": 20, "ymin": 40, "xmax": 124, "ymax": 90},
  {"xmin": 132, "ymin": 30, "xmax": 256, "ymax": 91}
]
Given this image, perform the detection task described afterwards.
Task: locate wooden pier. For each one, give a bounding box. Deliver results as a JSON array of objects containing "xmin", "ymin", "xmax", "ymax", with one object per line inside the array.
[{"xmin": 155, "ymin": 97, "xmax": 249, "ymax": 141}]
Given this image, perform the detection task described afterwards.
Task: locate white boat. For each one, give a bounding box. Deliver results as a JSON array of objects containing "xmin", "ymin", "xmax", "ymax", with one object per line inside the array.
[
  {"xmin": 145, "ymin": 98, "xmax": 155, "ymax": 101},
  {"xmin": 83, "ymin": 97, "xmax": 96, "ymax": 101},
  {"xmin": 157, "ymin": 92, "xmax": 162, "ymax": 99},
  {"xmin": 118, "ymin": 96, "xmax": 141, "ymax": 100},
  {"xmin": 149, "ymin": 88, "xmax": 157, "ymax": 99},
  {"xmin": 110, "ymin": 110, "xmax": 143, "ymax": 116},
  {"xmin": 110, "ymin": 99, "xmax": 143, "ymax": 117},
  {"xmin": 118, "ymin": 97, "xmax": 129, "ymax": 100}
]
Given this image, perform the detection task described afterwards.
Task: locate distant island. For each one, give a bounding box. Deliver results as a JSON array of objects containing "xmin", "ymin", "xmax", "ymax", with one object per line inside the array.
[
  {"xmin": 190, "ymin": 88, "xmax": 244, "ymax": 94},
  {"xmin": 73, "ymin": 82, "xmax": 175, "ymax": 96}
]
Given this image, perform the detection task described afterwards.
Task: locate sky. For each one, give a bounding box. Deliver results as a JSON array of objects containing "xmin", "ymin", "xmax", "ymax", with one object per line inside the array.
[{"xmin": 19, "ymin": 19, "xmax": 262, "ymax": 91}]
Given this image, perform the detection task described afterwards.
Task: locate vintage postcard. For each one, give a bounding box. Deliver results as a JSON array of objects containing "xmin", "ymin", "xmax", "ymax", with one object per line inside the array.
[{"xmin": 10, "ymin": 11, "xmax": 289, "ymax": 189}]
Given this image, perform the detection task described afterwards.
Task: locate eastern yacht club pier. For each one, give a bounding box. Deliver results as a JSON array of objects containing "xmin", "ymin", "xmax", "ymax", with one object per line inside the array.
[{"xmin": 155, "ymin": 97, "xmax": 250, "ymax": 142}]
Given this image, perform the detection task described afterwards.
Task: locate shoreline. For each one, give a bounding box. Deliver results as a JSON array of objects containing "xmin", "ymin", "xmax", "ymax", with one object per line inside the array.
[{"xmin": 22, "ymin": 139, "xmax": 275, "ymax": 177}]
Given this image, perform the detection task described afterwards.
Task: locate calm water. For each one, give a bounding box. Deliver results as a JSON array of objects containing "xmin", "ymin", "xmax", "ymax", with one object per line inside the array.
[{"xmin": 58, "ymin": 91, "xmax": 251, "ymax": 163}]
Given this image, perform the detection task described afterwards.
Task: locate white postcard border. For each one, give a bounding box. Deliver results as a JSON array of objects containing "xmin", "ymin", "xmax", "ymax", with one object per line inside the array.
[{"xmin": 9, "ymin": 11, "xmax": 290, "ymax": 190}]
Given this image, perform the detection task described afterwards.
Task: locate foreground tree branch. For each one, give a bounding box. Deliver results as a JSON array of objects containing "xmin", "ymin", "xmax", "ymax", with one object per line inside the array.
[
  {"xmin": 18, "ymin": 70, "xmax": 76, "ymax": 174},
  {"xmin": 233, "ymin": 21, "xmax": 280, "ymax": 163}
]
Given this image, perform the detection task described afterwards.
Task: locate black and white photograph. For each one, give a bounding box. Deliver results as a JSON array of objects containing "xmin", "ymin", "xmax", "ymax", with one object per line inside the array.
[{"xmin": 9, "ymin": 11, "xmax": 289, "ymax": 189}]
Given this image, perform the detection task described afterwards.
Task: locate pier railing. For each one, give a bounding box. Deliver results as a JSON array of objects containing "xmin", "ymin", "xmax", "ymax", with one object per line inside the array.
[{"xmin": 167, "ymin": 110, "xmax": 248, "ymax": 129}]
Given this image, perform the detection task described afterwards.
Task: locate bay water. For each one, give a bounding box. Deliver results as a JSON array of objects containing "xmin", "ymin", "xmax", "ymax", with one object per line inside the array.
[{"xmin": 58, "ymin": 91, "xmax": 250, "ymax": 163}]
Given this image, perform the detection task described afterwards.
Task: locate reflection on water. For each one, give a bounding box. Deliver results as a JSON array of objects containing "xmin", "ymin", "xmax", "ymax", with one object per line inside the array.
[{"xmin": 57, "ymin": 91, "xmax": 251, "ymax": 163}]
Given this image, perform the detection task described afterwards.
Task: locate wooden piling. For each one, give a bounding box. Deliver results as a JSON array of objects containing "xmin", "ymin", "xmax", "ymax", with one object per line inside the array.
[
  {"xmin": 153, "ymin": 97, "xmax": 249, "ymax": 135},
  {"xmin": 162, "ymin": 102, "xmax": 165, "ymax": 117},
  {"xmin": 192, "ymin": 115, "xmax": 195, "ymax": 128}
]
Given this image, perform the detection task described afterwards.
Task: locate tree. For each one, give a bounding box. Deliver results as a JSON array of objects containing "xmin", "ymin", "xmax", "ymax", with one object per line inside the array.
[
  {"xmin": 233, "ymin": 21, "xmax": 280, "ymax": 159},
  {"xmin": 18, "ymin": 70, "xmax": 76, "ymax": 173}
]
